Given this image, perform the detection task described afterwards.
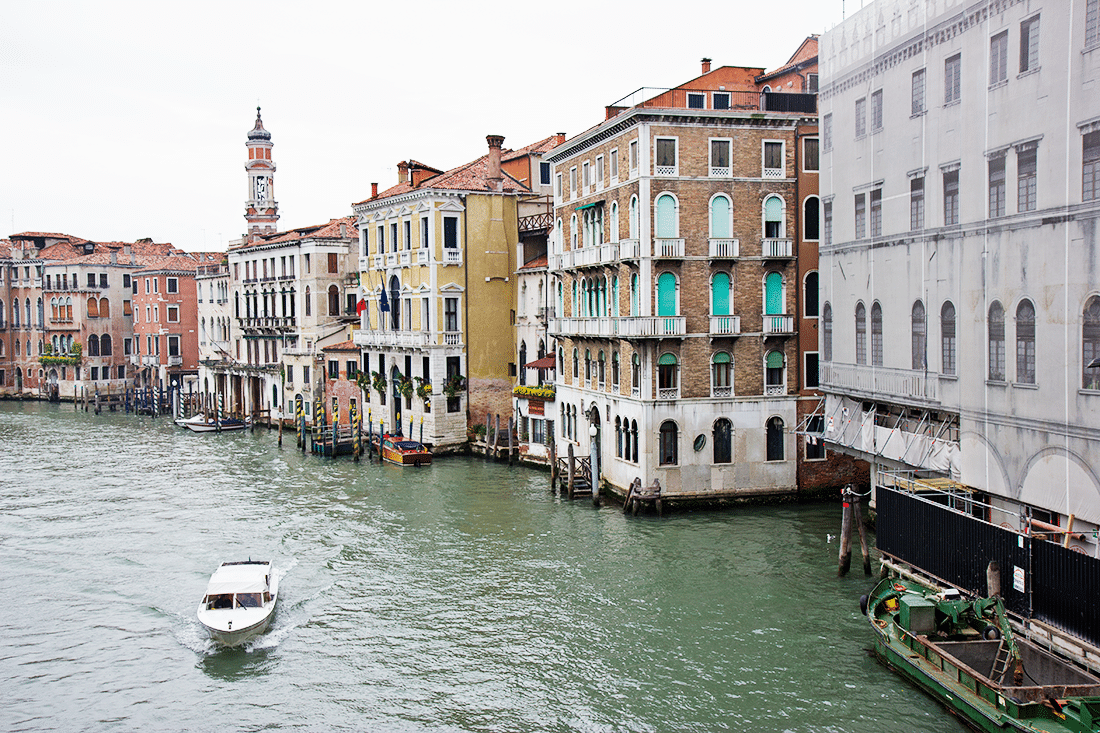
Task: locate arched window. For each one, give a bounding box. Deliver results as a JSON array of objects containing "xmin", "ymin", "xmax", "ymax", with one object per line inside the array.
[
  {"xmin": 388, "ymin": 276, "xmax": 400, "ymax": 329},
  {"xmin": 519, "ymin": 341, "xmax": 527, "ymax": 386},
  {"xmin": 630, "ymin": 273, "xmax": 640, "ymax": 316},
  {"xmin": 1016, "ymin": 299, "xmax": 1035, "ymax": 384},
  {"xmin": 659, "ymin": 420, "xmax": 679, "ymax": 465},
  {"xmin": 304, "ymin": 286, "xmax": 311, "ymax": 317},
  {"xmin": 615, "ymin": 416, "xmax": 623, "ymax": 458},
  {"xmin": 713, "ymin": 417, "xmax": 732, "ymax": 464},
  {"xmin": 855, "ymin": 301, "xmax": 867, "ymax": 364},
  {"xmin": 911, "ymin": 300, "xmax": 926, "ymax": 370},
  {"xmin": 764, "ymin": 272, "xmax": 784, "ymax": 316},
  {"xmin": 766, "ymin": 417, "xmax": 785, "ymax": 461},
  {"xmin": 609, "ymin": 201, "xmax": 620, "ymax": 243},
  {"xmin": 584, "ymin": 349, "xmax": 592, "ymax": 381},
  {"xmin": 711, "ymin": 272, "xmax": 731, "ymax": 316},
  {"xmin": 657, "ymin": 272, "xmax": 677, "ymax": 316},
  {"xmin": 611, "ymin": 352, "xmax": 620, "ymax": 388},
  {"xmin": 99, "ymin": 298, "xmax": 110, "ymax": 318},
  {"xmin": 557, "ymin": 281, "xmax": 563, "ymax": 318},
  {"xmin": 570, "ymin": 213, "xmax": 578, "ymax": 249},
  {"xmin": 36, "ymin": 297, "xmax": 43, "ymax": 326},
  {"xmin": 765, "ymin": 350, "xmax": 785, "ymax": 394},
  {"xmin": 101, "ymin": 334, "xmax": 112, "ymax": 356},
  {"xmin": 87, "ymin": 297, "xmax": 99, "ymax": 318},
  {"xmin": 598, "ymin": 350, "xmax": 606, "ymax": 387},
  {"xmin": 710, "ymin": 194, "xmax": 732, "ymax": 238},
  {"xmin": 25, "ymin": 298, "xmax": 30, "ymax": 326},
  {"xmin": 631, "ymin": 420, "xmax": 639, "ymax": 462},
  {"xmin": 655, "ymin": 194, "xmax": 677, "ymax": 238},
  {"xmin": 558, "ymin": 346, "xmax": 564, "ymax": 375},
  {"xmin": 871, "ymin": 302, "xmax": 884, "ymax": 366},
  {"xmin": 989, "ymin": 301, "xmax": 1005, "ymax": 381},
  {"xmin": 764, "ymin": 195, "xmax": 784, "ymax": 238},
  {"xmin": 629, "ymin": 195, "xmax": 639, "ymax": 239},
  {"xmin": 804, "ymin": 196, "xmax": 820, "ymax": 240},
  {"xmin": 658, "ymin": 353, "xmax": 679, "ymax": 398},
  {"xmin": 329, "ymin": 284, "xmax": 340, "ymax": 317},
  {"xmin": 712, "ymin": 351, "xmax": 732, "ymax": 397},
  {"xmin": 11, "ymin": 299, "xmax": 18, "ymax": 327},
  {"xmin": 555, "ymin": 218, "xmax": 562, "ymax": 254},
  {"xmin": 631, "ymin": 353, "xmax": 640, "ymax": 394},
  {"xmin": 50, "ymin": 298, "xmax": 58, "ymax": 321},
  {"xmin": 804, "ymin": 271, "xmax": 819, "ymax": 317},
  {"xmin": 1084, "ymin": 297, "xmax": 1100, "ymax": 389},
  {"xmin": 88, "ymin": 334, "xmax": 100, "ymax": 357},
  {"xmin": 612, "ymin": 276, "xmax": 620, "ymax": 317},
  {"xmin": 572, "ymin": 348, "xmax": 579, "ymax": 380}
]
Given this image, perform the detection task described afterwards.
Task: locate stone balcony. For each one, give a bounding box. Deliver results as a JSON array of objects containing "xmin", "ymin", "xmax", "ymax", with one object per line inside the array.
[
  {"xmin": 762, "ymin": 238, "xmax": 794, "ymax": 258},
  {"xmin": 709, "ymin": 315, "xmax": 741, "ymax": 336},
  {"xmin": 762, "ymin": 314, "xmax": 794, "ymax": 335},
  {"xmin": 822, "ymin": 362, "xmax": 939, "ymax": 404}
]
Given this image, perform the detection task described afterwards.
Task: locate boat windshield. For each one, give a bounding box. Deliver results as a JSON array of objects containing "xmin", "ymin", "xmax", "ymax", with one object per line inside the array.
[
  {"xmin": 204, "ymin": 594, "xmax": 233, "ymax": 610},
  {"xmin": 235, "ymin": 593, "xmax": 263, "ymax": 608}
]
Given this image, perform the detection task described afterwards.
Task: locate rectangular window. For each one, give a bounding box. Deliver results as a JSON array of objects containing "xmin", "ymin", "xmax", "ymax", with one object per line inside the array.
[
  {"xmin": 944, "ymin": 169, "xmax": 960, "ymax": 225},
  {"xmin": 1088, "ymin": 0, "xmax": 1099, "ymax": 47},
  {"xmin": 871, "ymin": 90, "xmax": 883, "ymax": 132},
  {"xmin": 806, "ymin": 74, "xmax": 819, "ymax": 93},
  {"xmin": 823, "ymin": 200, "xmax": 832, "ymax": 247},
  {"xmin": 153, "ymin": 278, "xmax": 158, "ymax": 293},
  {"xmin": 555, "ymin": 173, "xmax": 562, "ymax": 198},
  {"xmin": 870, "ymin": 188, "xmax": 882, "ymax": 237},
  {"xmin": 145, "ymin": 277, "xmax": 150, "ymax": 294},
  {"xmin": 823, "ymin": 113, "xmax": 832, "ymax": 152},
  {"xmin": 595, "ymin": 155, "xmax": 604, "ymax": 187},
  {"xmin": 910, "ymin": 177, "xmax": 925, "ymax": 229},
  {"xmin": 805, "ymin": 352, "xmax": 820, "ymax": 388},
  {"xmin": 854, "ymin": 193, "xmax": 866, "ymax": 239},
  {"xmin": 91, "ymin": 367, "xmax": 99, "ymax": 381},
  {"xmin": 990, "ymin": 31, "xmax": 1008, "ymax": 85},
  {"xmin": 286, "ymin": 365, "xmax": 294, "ymax": 384},
  {"xmin": 539, "ymin": 161, "xmax": 551, "ymax": 186},
  {"xmin": 124, "ymin": 338, "xmax": 132, "ymax": 355},
  {"xmin": 710, "ymin": 139, "xmax": 731, "ymax": 176},
  {"xmin": 377, "ymin": 225, "xmax": 385, "ymax": 252},
  {"xmin": 582, "ymin": 160, "xmax": 590, "ymax": 189},
  {"xmin": 99, "ymin": 273, "xmax": 108, "ymax": 288},
  {"xmin": 123, "ymin": 274, "xmax": 130, "ymax": 288},
  {"xmin": 989, "ymin": 155, "xmax": 1006, "ymax": 217},
  {"xmin": 609, "ymin": 148, "xmax": 619, "ymax": 180},
  {"xmin": 444, "ymin": 297, "xmax": 459, "ymax": 332},
  {"xmin": 569, "ymin": 166, "xmax": 577, "ymax": 194},
  {"xmin": 855, "ymin": 97, "xmax": 866, "ymax": 137},
  {"xmin": 629, "ymin": 139, "xmax": 639, "ymax": 171},
  {"xmin": 912, "ymin": 69, "xmax": 926, "ymax": 114},
  {"xmin": 655, "ymin": 138, "xmax": 677, "ymax": 175},
  {"xmin": 347, "ymin": 360, "xmax": 357, "ymax": 379},
  {"xmin": 389, "ymin": 223, "xmax": 398, "ymax": 253},
  {"xmin": 303, "ymin": 365, "xmax": 310, "ymax": 384},
  {"xmin": 686, "ymin": 91, "xmax": 705, "ymax": 109},
  {"xmin": 1017, "ymin": 145, "xmax": 1037, "ymax": 212},
  {"xmin": 304, "ymin": 254, "xmax": 310, "ymax": 273},
  {"xmin": 118, "ymin": 365, "xmax": 125, "ymax": 379},
  {"xmin": 168, "ymin": 335, "xmax": 179, "ymax": 357},
  {"xmin": 713, "ymin": 92, "xmax": 731, "ymax": 110},
  {"xmin": 803, "ymin": 138, "xmax": 819, "ymax": 172},
  {"xmin": 945, "ymin": 53, "xmax": 961, "ymax": 104},
  {"xmin": 443, "ymin": 217, "xmax": 458, "ymax": 248},
  {"xmin": 123, "ymin": 300, "xmax": 132, "ymax": 316},
  {"xmin": 88, "ymin": 273, "xmax": 96, "ymax": 288},
  {"xmin": 763, "ymin": 141, "xmax": 783, "ymax": 176},
  {"xmin": 404, "ymin": 221, "xmax": 411, "ymax": 251},
  {"xmin": 1084, "ymin": 131, "xmax": 1100, "ymax": 201},
  {"xmin": 1020, "ymin": 16, "xmax": 1040, "ymax": 73},
  {"xmin": 328, "ymin": 360, "xmax": 339, "ymax": 379},
  {"xmin": 167, "ymin": 277, "xmax": 178, "ymax": 293},
  {"xmin": 167, "ymin": 305, "xmax": 179, "ymax": 323},
  {"xmin": 420, "ymin": 216, "xmax": 429, "ymax": 248}
]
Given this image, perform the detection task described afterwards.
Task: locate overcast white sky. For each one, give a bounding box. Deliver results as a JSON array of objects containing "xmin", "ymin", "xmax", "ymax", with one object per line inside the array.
[{"xmin": 2, "ymin": 1, "xmax": 846, "ymax": 252}]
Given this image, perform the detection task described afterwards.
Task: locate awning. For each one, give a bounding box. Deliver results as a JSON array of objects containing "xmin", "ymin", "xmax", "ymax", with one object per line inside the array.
[
  {"xmin": 574, "ymin": 201, "xmax": 604, "ymax": 211},
  {"xmin": 524, "ymin": 355, "xmax": 555, "ymax": 370}
]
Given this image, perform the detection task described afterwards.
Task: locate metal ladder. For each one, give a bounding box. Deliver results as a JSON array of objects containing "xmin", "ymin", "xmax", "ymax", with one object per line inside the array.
[{"xmin": 990, "ymin": 639, "xmax": 1012, "ymax": 684}]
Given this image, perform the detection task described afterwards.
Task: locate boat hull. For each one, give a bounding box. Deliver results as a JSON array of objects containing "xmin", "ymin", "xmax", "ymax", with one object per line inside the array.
[
  {"xmin": 379, "ymin": 435, "xmax": 432, "ymax": 467},
  {"xmin": 200, "ymin": 609, "xmax": 275, "ymax": 647},
  {"xmin": 197, "ymin": 561, "xmax": 278, "ymax": 646}
]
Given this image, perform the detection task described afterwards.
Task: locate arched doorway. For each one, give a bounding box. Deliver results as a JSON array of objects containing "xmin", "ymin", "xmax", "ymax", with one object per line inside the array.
[
  {"xmin": 390, "ymin": 364, "xmax": 402, "ymax": 434},
  {"xmin": 588, "ymin": 405, "xmax": 601, "ymax": 480}
]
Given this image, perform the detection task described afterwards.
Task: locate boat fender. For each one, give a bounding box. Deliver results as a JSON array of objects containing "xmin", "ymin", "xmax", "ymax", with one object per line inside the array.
[
  {"xmin": 982, "ymin": 625, "xmax": 1000, "ymax": 641},
  {"xmin": 860, "ymin": 594, "xmax": 869, "ymax": 616}
]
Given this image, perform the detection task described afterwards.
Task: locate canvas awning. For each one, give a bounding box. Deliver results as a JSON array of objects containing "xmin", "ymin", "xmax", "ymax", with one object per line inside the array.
[{"xmin": 524, "ymin": 355, "xmax": 555, "ymax": 370}]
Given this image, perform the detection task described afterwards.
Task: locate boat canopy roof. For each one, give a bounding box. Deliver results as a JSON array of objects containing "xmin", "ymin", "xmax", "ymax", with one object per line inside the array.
[{"xmin": 205, "ymin": 562, "xmax": 269, "ymax": 595}]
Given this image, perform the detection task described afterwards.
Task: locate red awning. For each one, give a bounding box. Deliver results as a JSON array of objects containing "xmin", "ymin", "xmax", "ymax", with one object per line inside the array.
[{"xmin": 524, "ymin": 355, "xmax": 556, "ymax": 370}]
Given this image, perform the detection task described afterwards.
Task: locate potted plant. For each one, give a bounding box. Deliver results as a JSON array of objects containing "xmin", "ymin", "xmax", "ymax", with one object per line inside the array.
[
  {"xmin": 414, "ymin": 376, "xmax": 432, "ymax": 404},
  {"xmin": 395, "ymin": 372, "xmax": 413, "ymax": 400},
  {"xmin": 443, "ymin": 373, "xmax": 466, "ymax": 400},
  {"xmin": 370, "ymin": 370, "xmax": 387, "ymax": 396}
]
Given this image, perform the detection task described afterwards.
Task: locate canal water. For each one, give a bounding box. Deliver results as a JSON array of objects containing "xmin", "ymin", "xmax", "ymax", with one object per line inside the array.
[{"xmin": 0, "ymin": 401, "xmax": 965, "ymax": 732}]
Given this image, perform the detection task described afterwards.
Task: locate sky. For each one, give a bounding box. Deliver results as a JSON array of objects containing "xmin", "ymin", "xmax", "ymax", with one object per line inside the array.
[{"xmin": 2, "ymin": 1, "xmax": 847, "ymax": 252}]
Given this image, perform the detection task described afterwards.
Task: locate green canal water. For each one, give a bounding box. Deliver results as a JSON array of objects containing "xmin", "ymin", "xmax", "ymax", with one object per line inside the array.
[{"xmin": 0, "ymin": 401, "xmax": 966, "ymax": 732}]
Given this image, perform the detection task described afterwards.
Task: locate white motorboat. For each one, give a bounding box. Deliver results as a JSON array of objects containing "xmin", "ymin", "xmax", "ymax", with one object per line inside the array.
[
  {"xmin": 196, "ymin": 560, "xmax": 278, "ymax": 646},
  {"xmin": 176, "ymin": 414, "xmax": 250, "ymax": 432}
]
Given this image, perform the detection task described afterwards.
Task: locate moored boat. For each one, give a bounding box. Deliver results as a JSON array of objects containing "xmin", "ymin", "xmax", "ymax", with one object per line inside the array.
[
  {"xmin": 862, "ymin": 576, "xmax": 1100, "ymax": 732},
  {"xmin": 197, "ymin": 560, "xmax": 278, "ymax": 646},
  {"xmin": 176, "ymin": 413, "xmax": 250, "ymax": 432},
  {"xmin": 379, "ymin": 433, "xmax": 432, "ymax": 467}
]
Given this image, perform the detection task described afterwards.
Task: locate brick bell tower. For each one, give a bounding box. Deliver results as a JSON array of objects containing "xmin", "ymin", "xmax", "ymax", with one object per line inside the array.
[{"xmin": 244, "ymin": 107, "xmax": 278, "ymax": 241}]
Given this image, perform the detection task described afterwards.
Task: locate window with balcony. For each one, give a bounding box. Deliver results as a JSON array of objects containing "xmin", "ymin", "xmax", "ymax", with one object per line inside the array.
[
  {"xmin": 657, "ymin": 272, "xmax": 677, "ymax": 319},
  {"xmin": 856, "ymin": 301, "xmax": 867, "ymax": 364},
  {"xmin": 912, "ymin": 68, "xmax": 926, "ymax": 115},
  {"xmin": 443, "ymin": 217, "xmax": 458, "ymax": 249},
  {"xmin": 1016, "ymin": 299, "xmax": 1036, "ymax": 384},
  {"xmin": 941, "ymin": 301, "xmax": 957, "ymax": 375},
  {"xmin": 854, "ymin": 193, "xmax": 866, "ymax": 239},
  {"xmin": 710, "ymin": 139, "xmax": 731, "ymax": 176},
  {"xmin": 871, "ymin": 302, "xmax": 884, "ymax": 366},
  {"xmin": 712, "ymin": 352, "xmax": 732, "ymax": 398},
  {"xmin": 655, "ymin": 137, "xmax": 677, "ymax": 175},
  {"xmin": 911, "ymin": 300, "xmax": 927, "ymax": 370},
  {"xmin": 1017, "ymin": 144, "xmax": 1037, "ymax": 212},
  {"xmin": 823, "ymin": 302, "xmax": 833, "ymax": 361},
  {"xmin": 945, "ymin": 53, "xmax": 961, "ymax": 104},
  {"xmin": 656, "ymin": 194, "xmax": 677, "ymax": 239},
  {"xmin": 1085, "ymin": 131, "xmax": 1100, "ymax": 201},
  {"xmin": 944, "ymin": 169, "xmax": 960, "ymax": 225},
  {"xmin": 989, "ymin": 300, "xmax": 1006, "ymax": 381},
  {"xmin": 659, "ymin": 420, "xmax": 679, "ymax": 465},
  {"xmin": 710, "ymin": 194, "xmax": 732, "ymax": 241},
  {"xmin": 445, "ymin": 297, "xmax": 458, "ymax": 332},
  {"xmin": 658, "ymin": 353, "xmax": 679, "ymax": 400},
  {"xmin": 870, "ymin": 188, "xmax": 882, "ymax": 237},
  {"xmin": 989, "ymin": 154, "xmax": 1006, "ymax": 217},
  {"xmin": 1083, "ymin": 296, "xmax": 1100, "ymax": 389},
  {"xmin": 630, "ymin": 273, "xmax": 639, "ymax": 316},
  {"xmin": 764, "ymin": 195, "xmax": 784, "ymax": 239},
  {"xmin": 765, "ymin": 351, "xmax": 785, "ymax": 395}
]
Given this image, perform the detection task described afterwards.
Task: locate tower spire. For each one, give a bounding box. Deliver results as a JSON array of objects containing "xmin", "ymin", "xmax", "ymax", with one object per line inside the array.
[{"xmin": 244, "ymin": 107, "xmax": 277, "ymax": 242}]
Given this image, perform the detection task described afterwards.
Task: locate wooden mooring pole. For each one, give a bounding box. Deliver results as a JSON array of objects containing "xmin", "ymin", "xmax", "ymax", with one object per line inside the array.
[
  {"xmin": 852, "ymin": 490, "xmax": 871, "ymax": 575},
  {"xmin": 838, "ymin": 485, "xmax": 853, "ymax": 577}
]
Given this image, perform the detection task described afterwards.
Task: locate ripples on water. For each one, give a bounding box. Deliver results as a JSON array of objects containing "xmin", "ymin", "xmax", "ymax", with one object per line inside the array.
[{"xmin": 0, "ymin": 402, "xmax": 964, "ymax": 732}]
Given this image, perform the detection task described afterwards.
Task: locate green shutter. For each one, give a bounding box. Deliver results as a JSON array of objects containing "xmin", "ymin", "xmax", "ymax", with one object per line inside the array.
[
  {"xmin": 657, "ymin": 272, "xmax": 677, "ymax": 316},
  {"xmin": 658, "ymin": 352, "xmax": 678, "ymax": 365},
  {"xmin": 710, "ymin": 196, "xmax": 730, "ymax": 238},
  {"xmin": 656, "ymin": 195, "xmax": 676, "ymax": 238},
  {"xmin": 765, "ymin": 196, "xmax": 782, "ymax": 222},
  {"xmin": 713, "ymin": 351, "xmax": 731, "ymax": 364},
  {"xmin": 766, "ymin": 351, "xmax": 784, "ymax": 369},
  {"xmin": 711, "ymin": 273, "xmax": 730, "ymax": 316},
  {"xmin": 765, "ymin": 272, "xmax": 783, "ymax": 315}
]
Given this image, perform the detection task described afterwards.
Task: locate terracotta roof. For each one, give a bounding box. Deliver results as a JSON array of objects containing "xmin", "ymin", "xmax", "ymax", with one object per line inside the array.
[
  {"xmin": 356, "ymin": 144, "xmax": 539, "ymax": 205},
  {"xmin": 524, "ymin": 355, "xmax": 556, "ymax": 370},
  {"xmin": 757, "ymin": 36, "xmax": 819, "ymax": 82},
  {"xmin": 519, "ymin": 254, "xmax": 548, "ymax": 270},
  {"xmin": 234, "ymin": 216, "xmax": 356, "ymax": 250},
  {"xmin": 502, "ymin": 134, "xmax": 562, "ymax": 162},
  {"xmin": 9, "ymin": 231, "xmax": 82, "ymax": 240},
  {"xmin": 133, "ymin": 253, "xmax": 206, "ymax": 274},
  {"xmin": 322, "ymin": 339, "xmax": 359, "ymax": 352}
]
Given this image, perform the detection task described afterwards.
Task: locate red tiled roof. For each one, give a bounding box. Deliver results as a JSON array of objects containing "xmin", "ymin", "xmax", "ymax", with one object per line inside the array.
[
  {"xmin": 234, "ymin": 216, "xmax": 356, "ymax": 250},
  {"xmin": 502, "ymin": 134, "xmax": 562, "ymax": 162},
  {"xmin": 519, "ymin": 254, "xmax": 548, "ymax": 270},
  {"xmin": 757, "ymin": 36, "xmax": 819, "ymax": 81},
  {"xmin": 524, "ymin": 355, "xmax": 555, "ymax": 370},
  {"xmin": 322, "ymin": 339, "xmax": 359, "ymax": 352}
]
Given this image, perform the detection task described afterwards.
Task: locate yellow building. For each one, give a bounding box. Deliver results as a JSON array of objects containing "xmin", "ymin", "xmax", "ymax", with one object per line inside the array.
[{"xmin": 352, "ymin": 135, "xmax": 533, "ymax": 450}]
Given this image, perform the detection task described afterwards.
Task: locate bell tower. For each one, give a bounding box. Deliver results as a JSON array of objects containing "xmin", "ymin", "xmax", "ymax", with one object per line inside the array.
[{"xmin": 244, "ymin": 107, "xmax": 278, "ymax": 241}]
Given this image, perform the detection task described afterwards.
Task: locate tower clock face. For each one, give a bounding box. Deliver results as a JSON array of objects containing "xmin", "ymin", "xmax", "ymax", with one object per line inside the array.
[{"xmin": 256, "ymin": 177, "xmax": 267, "ymax": 202}]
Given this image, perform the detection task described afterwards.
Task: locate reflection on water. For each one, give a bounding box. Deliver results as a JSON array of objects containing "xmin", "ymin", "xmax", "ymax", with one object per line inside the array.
[{"xmin": 0, "ymin": 401, "xmax": 964, "ymax": 732}]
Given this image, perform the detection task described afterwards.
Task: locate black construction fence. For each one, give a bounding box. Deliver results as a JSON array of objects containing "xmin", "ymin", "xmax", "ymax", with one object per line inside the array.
[{"xmin": 877, "ymin": 485, "xmax": 1100, "ymax": 649}]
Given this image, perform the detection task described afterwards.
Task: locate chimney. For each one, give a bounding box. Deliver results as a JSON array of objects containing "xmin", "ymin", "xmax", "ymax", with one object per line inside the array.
[
  {"xmin": 486, "ymin": 134, "xmax": 504, "ymax": 190},
  {"xmin": 339, "ymin": 222, "xmax": 347, "ymax": 238},
  {"xmin": 555, "ymin": 132, "xmax": 566, "ymax": 145},
  {"xmin": 701, "ymin": 57, "xmax": 712, "ymax": 74},
  {"xmin": 397, "ymin": 161, "xmax": 409, "ymax": 183},
  {"xmin": 110, "ymin": 250, "xmax": 117, "ymax": 265},
  {"xmin": 371, "ymin": 182, "xmax": 379, "ymax": 199}
]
